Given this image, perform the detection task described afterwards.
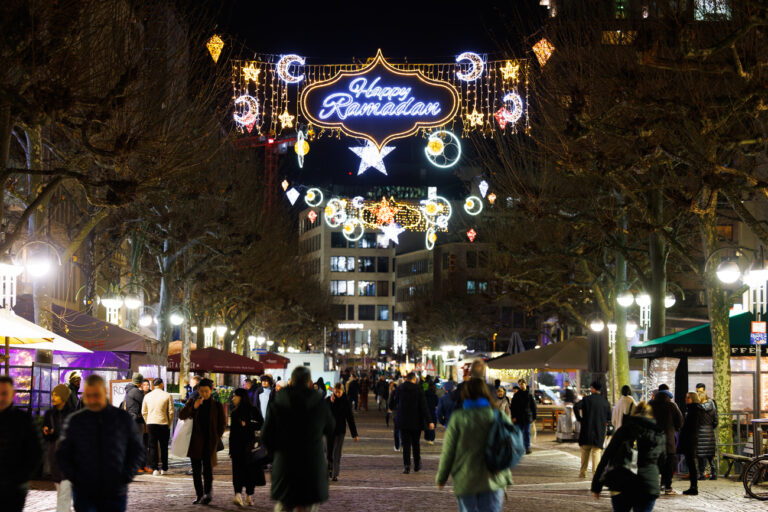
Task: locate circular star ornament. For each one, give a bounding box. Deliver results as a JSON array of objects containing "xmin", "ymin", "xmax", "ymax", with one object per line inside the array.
[{"xmin": 349, "ymin": 141, "xmax": 395, "ymax": 176}]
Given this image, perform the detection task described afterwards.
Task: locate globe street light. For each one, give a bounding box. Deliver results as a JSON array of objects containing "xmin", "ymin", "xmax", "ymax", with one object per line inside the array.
[
  {"xmin": 716, "ymin": 260, "xmax": 741, "ymax": 284},
  {"xmin": 616, "ymin": 292, "xmax": 635, "ymax": 308},
  {"xmin": 124, "ymin": 294, "xmax": 143, "ymax": 310},
  {"xmin": 139, "ymin": 314, "xmax": 154, "ymax": 327},
  {"xmin": 589, "ymin": 318, "xmax": 605, "ymax": 332},
  {"xmin": 169, "ymin": 312, "xmax": 185, "ymax": 326},
  {"xmin": 216, "ymin": 325, "xmax": 228, "ymax": 338}
]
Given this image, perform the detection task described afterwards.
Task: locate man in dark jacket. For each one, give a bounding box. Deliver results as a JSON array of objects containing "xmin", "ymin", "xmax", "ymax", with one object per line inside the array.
[
  {"xmin": 262, "ymin": 366, "xmax": 335, "ymax": 511},
  {"xmin": 179, "ymin": 378, "xmax": 226, "ymax": 505},
  {"xmin": 695, "ymin": 384, "xmax": 718, "ymax": 480},
  {"xmin": 437, "ymin": 381, "xmax": 457, "ymax": 426},
  {"xmin": 510, "ymin": 379, "xmax": 538, "ymax": 454},
  {"xmin": 326, "ymin": 383, "xmax": 359, "ymax": 481},
  {"xmin": 57, "ymin": 374, "xmax": 144, "ymax": 512},
  {"xmin": 648, "ymin": 384, "xmax": 683, "ymax": 494},
  {"xmin": 346, "ymin": 374, "xmax": 360, "ymax": 411},
  {"xmin": 394, "ymin": 372, "xmax": 434, "ymax": 474},
  {"xmin": 66, "ymin": 371, "xmax": 81, "ymax": 410},
  {"xmin": 375, "ymin": 376, "xmax": 389, "ymax": 411},
  {"xmin": 124, "ymin": 372, "xmax": 149, "ymax": 473},
  {"xmin": 574, "ymin": 381, "xmax": 611, "ymax": 478},
  {"xmin": 678, "ymin": 393, "xmax": 703, "ymax": 495},
  {"xmin": 0, "ymin": 375, "xmax": 43, "ymax": 512},
  {"xmin": 43, "ymin": 383, "xmax": 74, "ymax": 510}
]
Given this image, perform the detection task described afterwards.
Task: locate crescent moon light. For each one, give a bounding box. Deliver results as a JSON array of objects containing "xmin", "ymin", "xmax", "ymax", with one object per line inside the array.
[
  {"xmin": 233, "ymin": 95, "xmax": 259, "ymax": 132},
  {"xmin": 455, "ymin": 52, "xmax": 484, "ymax": 81},
  {"xmin": 277, "ymin": 54, "xmax": 305, "ymax": 84},
  {"xmin": 351, "ymin": 196, "xmax": 365, "ymax": 209}
]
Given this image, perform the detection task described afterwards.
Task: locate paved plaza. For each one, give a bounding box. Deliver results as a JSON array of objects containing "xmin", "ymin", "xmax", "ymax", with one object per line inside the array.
[{"xmin": 24, "ymin": 401, "xmax": 764, "ymax": 512}]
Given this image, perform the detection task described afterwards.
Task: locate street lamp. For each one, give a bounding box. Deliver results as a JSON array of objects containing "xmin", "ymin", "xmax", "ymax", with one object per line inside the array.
[
  {"xmin": 216, "ymin": 325, "xmax": 227, "ymax": 338},
  {"xmin": 589, "ymin": 318, "xmax": 605, "ymax": 332},
  {"xmin": 123, "ymin": 294, "xmax": 143, "ymax": 310},
  {"xmin": 616, "ymin": 292, "xmax": 635, "ymax": 308},
  {"xmin": 169, "ymin": 312, "xmax": 185, "ymax": 326},
  {"xmin": 716, "ymin": 260, "xmax": 741, "ymax": 284}
]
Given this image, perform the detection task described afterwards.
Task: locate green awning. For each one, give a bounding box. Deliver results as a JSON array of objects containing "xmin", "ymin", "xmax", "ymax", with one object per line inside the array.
[{"xmin": 630, "ymin": 312, "xmax": 761, "ymax": 359}]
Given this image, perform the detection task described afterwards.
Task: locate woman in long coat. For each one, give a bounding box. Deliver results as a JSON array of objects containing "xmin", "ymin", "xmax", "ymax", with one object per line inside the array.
[
  {"xmin": 229, "ymin": 388, "xmax": 264, "ymax": 507},
  {"xmin": 677, "ymin": 392, "xmax": 703, "ymax": 496}
]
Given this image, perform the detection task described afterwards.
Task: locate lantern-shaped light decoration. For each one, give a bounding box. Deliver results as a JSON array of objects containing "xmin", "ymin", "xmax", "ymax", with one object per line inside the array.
[
  {"xmin": 0, "ymin": 260, "xmax": 24, "ymax": 309},
  {"xmin": 206, "ymin": 34, "xmax": 224, "ymax": 63}
]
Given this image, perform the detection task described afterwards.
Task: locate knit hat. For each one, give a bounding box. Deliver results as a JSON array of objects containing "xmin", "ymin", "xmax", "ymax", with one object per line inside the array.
[
  {"xmin": 52, "ymin": 384, "xmax": 71, "ymax": 402},
  {"xmin": 132, "ymin": 372, "xmax": 144, "ymax": 385},
  {"xmin": 68, "ymin": 371, "xmax": 81, "ymax": 383}
]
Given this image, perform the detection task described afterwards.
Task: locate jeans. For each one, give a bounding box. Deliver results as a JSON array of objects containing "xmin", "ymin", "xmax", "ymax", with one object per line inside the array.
[
  {"xmin": 232, "ymin": 455, "xmax": 254, "ymax": 495},
  {"xmin": 350, "ymin": 395, "xmax": 358, "ymax": 410},
  {"xmin": 660, "ymin": 453, "xmax": 676, "ymax": 489},
  {"xmin": 401, "ymin": 429, "xmax": 421, "ymax": 469},
  {"xmin": 327, "ymin": 433, "xmax": 345, "ymax": 478},
  {"xmin": 147, "ymin": 424, "xmax": 170, "ymax": 471},
  {"xmin": 191, "ymin": 455, "xmax": 214, "ymax": 497},
  {"xmin": 72, "ymin": 491, "xmax": 127, "ymax": 512},
  {"xmin": 579, "ymin": 445, "xmax": 603, "ymax": 476},
  {"xmin": 610, "ymin": 494, "xmax": 656, "ymax": 512},
  {"xmin": 393, "ymin": 427, "xmax": 400, "ymax": 449},
  {"xmin": 520, "ymin": 422, "xmax": 531, "ymax": 449},
  {"xmin": 457, "ymin": 489, "xmax": 504, "ymax": 512}
]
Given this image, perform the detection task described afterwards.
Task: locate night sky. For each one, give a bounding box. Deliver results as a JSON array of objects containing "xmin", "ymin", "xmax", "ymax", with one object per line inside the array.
[{"xmin": 219, "ymin": 1, "xmax": 546, "ymax": 195}]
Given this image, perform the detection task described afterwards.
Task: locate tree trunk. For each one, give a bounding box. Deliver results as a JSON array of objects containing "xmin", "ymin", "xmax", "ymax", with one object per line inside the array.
[
  {"xmin": 83, "ymin": 230, "xmax": 97, "ymax": 315},
  {"xmin": 648, "ymin": 184, "xmax": 667, "ymax": 340},
  {"xmin": 27, "ymin": 127, "xmax": 53, "ymax": 329},
  {"xmin": 155, "ymin": 239, "xmax": 172, "ymax": 366},
  {"xmin": 614, "ymin": 211, "xmax": 630, "ymax": 393},
  {"xmin": 180, "ymin": 279, "xmax": 191, "ymax": 393},
  {"xmin": 700, "ymin": 203, "xmax": 733, "ymax": 451},
  {"xmin": 0, "ymin": 100, "xmax": 11, "ymax": 231}
]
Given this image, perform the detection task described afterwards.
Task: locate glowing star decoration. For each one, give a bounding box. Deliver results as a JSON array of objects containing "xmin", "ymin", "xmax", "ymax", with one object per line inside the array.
[
  {"xmin": 533, "ymin": 38, "xmax": 555, "ymax": 67},
  {"xmin": 276, "ymin": 54, "xmax": 305, "ymax": 83},
  {"xmin": 342, "ymin": 218, "xmax": 365, "ymax": 242},
  {"xmin": 372, "ymin": 197, "xmax": 400, "ymax": 225},
  {"xmin": 233, "ymin": 95, "xmax": 259, "ymax": 133},
  {"xmin": 242, "ymin": 63, "xmax": 261, "ymax": 84},
  {"xmin": 279, "ymin": 110, "xmax": 295, "ymax": 129},
  {"xmin": 464, "ymin": 196, "xmax": 484, "ymax": 216},
  {"xmin": 479, "ymin": 180, "xmax": 489, "ymax": 198},
  {"xmin": 351, "ymin": 196, "xmax": 365, "ymax": 209},
  {"xmin": 425, "ymin": 227, "xmax": 437, "ymax": 251},
  {"xmin": 304, "ymin": 188, "xmax": 323, "ymax": 207},
  {"xmin": 466, "ymin": 109, "xmax": 484, "ymax": 127},
  {"xmin": 379, "ymin": 223, "xmax": 405, "ymax": 247},
  {"xmin": 494, "ymin": 92, "xmax": 524, "ymax": 129},
  {"xmin": 424, "ymin": 130, "xmax": 462, "ymax": 168},
  {"xmin": 455, "ymin": 52, "xmax": 484, "ymax": 81},
  {"xmin": 349, "ymin": 141, "xmax": 395, "ymax": 176},
  {"xmin": 467, "ymin": 228, "xmax": 477, "ymax": 242},
  {"xmin": 487, "ymin": 192, "xmax": 497, "ymax": 205},
  {"xmin": 285, "ymin": 188, "xmax": 300, "ymax": 205},
  {"xmin": 500, "ymin": 61, "xmax": 520, "ymax": 82},
  {"xmin": 281, "ymin": 180, "xmax": 289, "ymax": 191},
  {"xmin": 206, "ymin": 34, "xmax": 224, "ymax": 63},
  {"xmin": 307, "ymin": 210, "xmax": 317, "ymax": 223},
  {"xmin": 294, "ymin": 130, "xmax": 309, "ymax": 168}
]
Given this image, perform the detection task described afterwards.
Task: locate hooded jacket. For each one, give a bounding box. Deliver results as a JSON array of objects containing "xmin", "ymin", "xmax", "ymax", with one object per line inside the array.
[
  {"xmin": 648, "ymin": 391, "xmax": 683, "ymax": 454},
  {"xmin": 590, "ymin": 415, "xmax": 666, "ymax": 498},
  {"xmin": 262, "ymin": 385, "xmax": 335, "ymax": 508},
  {"xmin": 696, "ymin": 399, "xmax": 718, "ymax": 457}
]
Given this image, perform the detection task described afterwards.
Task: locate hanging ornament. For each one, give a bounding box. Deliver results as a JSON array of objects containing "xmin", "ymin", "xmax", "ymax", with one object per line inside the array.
[
  {"xmin": 307, "ymin": 210, "xmax": 318, "ymax": 223},
  {"xmin": 294, "ymin": 130, "xmax": 309, "ymax": 168},
  {"xmin": 494, "ymin": 92, "xmax": 524, "ymax": 129},
  {"xmin": 463, "ymin": 196, "xmax": 484, "ymax": 216},
  {"xmin": 276, "ymin": 54, "xmax": 305, "ymax": 83},
  {"xmin": 281, "ymin": 180, "xmax": 289, "ymax": 191},
  {"xmin": 242, "ymin": 63, "xmax": 261, "ymax": 84},
  {"xmin": 341, "ymin": 218, "xmax": 365, "ymax": 242},
  {"xmin": 424, "ymin": 130, "xmax": 462, "ymax": 168},
  {"xmin": 500, "ymin": 60, "xmax": 520, "ymax": 81},
  {"xmin": 351, "ymin": 196, "xmax": 365, "ymax": 209},
  {"xmin": 372, "ymin": 197, "xmax": 400, "ymax": 225},
  {"xmin": 467, "ymin": 228, "xmax": 477, "ymax": 242},
  {"xmin": 279, "ymin": 110, "xmax": 295, "ymax": 129},
  {"xmin": 533, "ymin": 38, "xmax": 555, "ymax": 67},
  {"xmin": 425, "ymin": 228, "xmax": 437, "ymax": 251},
  {"xmin": 349, "ymin": 141, "xmax": 395, "ymax": 176},
  {"xmin": 323, "ymin": 198, "xmax": 347, "ymax": 228},
  {"xmin": 379, "ymin": 223, "xmax": 405, "ymax": 247},
  {"xmin": 488, "ymin": 193, "xmax": 497, "ymax": 205},
  {"xmin": 455, "ymin": 52, "xmax": 484, "ymax": 81},
  {"xmin": 304, "ymin": 188, "xmax": 323, "ymax": 207},
  {"xmin": 233, "ymin": 95, "xmax": 259, "ymax": 133},
  {"xmin": 466, "ymin": 109, "xmax": 484, "ymax": 127},
  {"xmin": 479, "ymin": 180, "xmax": 489, "ymax": 198},
  {"xmin": 285, "ymin": 188, "xmax": 299, "ymax": 205},
  {"xmin": 206, "ymin": 34, "xmax": 224, "ymax": 63}
]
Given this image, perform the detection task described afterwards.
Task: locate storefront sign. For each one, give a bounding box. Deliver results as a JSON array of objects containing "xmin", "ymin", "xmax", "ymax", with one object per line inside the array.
[{"xmin": 301, "ymin": 50, "xmax": 460, "ymax": 149}]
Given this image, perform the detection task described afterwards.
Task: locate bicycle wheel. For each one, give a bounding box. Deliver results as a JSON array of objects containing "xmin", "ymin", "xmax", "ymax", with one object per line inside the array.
[{"xmin": 743, "ymin": 455, "xmax": 768, "ymax": 500}]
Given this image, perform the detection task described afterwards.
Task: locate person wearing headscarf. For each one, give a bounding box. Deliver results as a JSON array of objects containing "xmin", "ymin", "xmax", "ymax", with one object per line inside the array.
[{"xmin": 230, "ymin": 388, "xmax": 264, "ymax": 507}]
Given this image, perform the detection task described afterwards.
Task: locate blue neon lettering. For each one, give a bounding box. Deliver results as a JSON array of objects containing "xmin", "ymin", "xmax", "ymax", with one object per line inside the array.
[{"xmin": 317, "ymin": 77, "xmax": 442, "ymax": 120}]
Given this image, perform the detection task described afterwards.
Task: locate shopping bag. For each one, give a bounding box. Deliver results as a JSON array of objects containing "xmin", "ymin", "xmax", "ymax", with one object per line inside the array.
[{"xmin": 171, "ymin": 418, "xmax": 193, "ymax": 458}]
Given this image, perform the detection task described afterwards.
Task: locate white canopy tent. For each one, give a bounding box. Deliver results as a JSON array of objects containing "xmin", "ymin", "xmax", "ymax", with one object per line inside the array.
[{"xmin": 0, "ymin": 308, "xmax": 93, "ymax": 353}]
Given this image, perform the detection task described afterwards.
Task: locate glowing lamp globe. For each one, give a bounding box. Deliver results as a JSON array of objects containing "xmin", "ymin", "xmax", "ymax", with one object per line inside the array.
[
  {"xmin": 101, "ymin": 295, "xmax": 124, "ymax": 309},
  {"xmin": 139, "ymin": 314, "xmax": 154, "ymax": 327},
  {"xmin": 124, "ymin": 294, "xmax": 142, "ymax": 310},
  {"xmin": 294, "ymin": 140, "xmax": 310, "ymax": 156},
  {"xmin": 170, "ymin": 313, "xmax": 185, "ymax": 326},
  {"xmin": 626, "ymin": 321, "xmax": 638, "ymax": 338},
  {"xmin": 664, "ymin": 293, "xmax": 676, "ymax": 308},
  {"xmin": 191, "ymin": 326, "xmax": 198, "ymax": 333},
  {"xmin": 589, "ymin": 319, "xmax": 605, "ymax": 332},
  {"xmin": 216, "ymin": 325, "xmax": 228, "ymax": 337},
  {"xmin": 635, "ymin": 293, "xmax": 651, "ymax": 308},
  {"xmin": 716, "ymin": 260, "xmax": 741, "ymax": 284},
  {"xmin": 248, "ymin": 335, "xmax": 257, "ymax": 343},
  {"xmin": 616, "ymin": 292, "xmax": 635, "ymax": 308},
  {"xmin": 426, "ymin": 138, "xmax": 444, "ymax": 156},
  {"xmin": 26, "ymin": 257, "xmax": 52, "ymax": 277}
]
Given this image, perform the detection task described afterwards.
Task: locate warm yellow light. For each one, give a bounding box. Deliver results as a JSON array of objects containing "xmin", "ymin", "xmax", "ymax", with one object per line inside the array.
[
  {"xmin": 279, "ymin": 110, "xmax": 295, "ymax": 129},
  {"xmin": 426, "ymin": 138, "xmax": 444, "ymax": 156},
  {"xmin": 425, "ymin": 202, "xmax": 439, "ymax": 215},
  {"xmin": 488, "ymin": 193, "xmax": 497, "ymax": 204},
  {"xmin": 294, "ymin": 140, "xmax": 310, "ymax": 156},
  {"xmin": 324, "ymin": 205, "xmax": 335, "ymax": 216},
  {"xmin": 428, "ymin": 232, "xmax": 437, "ymax": 243},
  {"xmin": 242, "ymin": 63, "xmax": 261, "ymax": 83},
  {"xmin": 533, "ymin": 38, "xmax": 555, "ymax": 67},
  {"xmin": 206, "ymin": 34, "xmax": 224, "ymax": 63},
  {"xmin": 466, "ymin": 109, "xmax": 484, "ymax": 127},
  {"xmin": 500, "ymin": 61, "xmax": 520, "ymax": 81},
  {"xmin": 281, "ymin": 180, "xmax": 289, "ymax": 191}
]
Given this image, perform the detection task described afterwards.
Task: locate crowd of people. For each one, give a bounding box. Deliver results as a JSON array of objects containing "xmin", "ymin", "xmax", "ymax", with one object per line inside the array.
[{"xmin": 0, "ymin": 359, "xmax": 723, "ymax": 512}]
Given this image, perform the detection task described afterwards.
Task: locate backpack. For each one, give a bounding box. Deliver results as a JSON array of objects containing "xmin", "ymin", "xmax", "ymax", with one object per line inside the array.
[{"xmin": 486, "ymin": 409, "xmax": 525, "ymax": 472}]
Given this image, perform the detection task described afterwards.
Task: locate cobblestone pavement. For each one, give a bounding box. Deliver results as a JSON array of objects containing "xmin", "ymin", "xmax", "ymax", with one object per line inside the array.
[{"xmin": 24, "ymin": 399, "xmax": 766, "ymax": 511}]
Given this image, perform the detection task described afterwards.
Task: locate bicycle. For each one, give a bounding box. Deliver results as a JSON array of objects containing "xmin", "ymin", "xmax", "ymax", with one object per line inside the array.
[{"xmin": 742, "ymin": 453, "xmax": 768, "ymax": 500}]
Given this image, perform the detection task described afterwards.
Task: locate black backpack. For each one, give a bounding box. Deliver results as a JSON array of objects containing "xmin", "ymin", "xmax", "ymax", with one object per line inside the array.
[{"xmin": 486, "ymin": 410, "xmax": 525, "ymax": 472}]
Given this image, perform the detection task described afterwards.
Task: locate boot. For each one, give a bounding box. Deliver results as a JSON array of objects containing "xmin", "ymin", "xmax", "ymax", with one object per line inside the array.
[
  {"xmin": 403, "ymin": 466, "xmax": 410, "ymax": 474},
  {"xmin": 682, "ymin": 488, "xmax": 698, "ymax": 496}
]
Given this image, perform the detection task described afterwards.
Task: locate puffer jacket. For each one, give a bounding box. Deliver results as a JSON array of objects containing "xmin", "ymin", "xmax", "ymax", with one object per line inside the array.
[
  {"xmin": 696, "ymin": 399, "xmax": 718, "ymax": 457},
  {"xmin": 591, "ymin": 415, "xmax": 666, "ymax": 498},
  {"xmin": 56, "ymin": 405, "xmax": 144, "ymax": 497}
]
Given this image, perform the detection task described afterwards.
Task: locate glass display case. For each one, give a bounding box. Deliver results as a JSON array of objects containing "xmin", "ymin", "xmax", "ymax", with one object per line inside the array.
[{"xmin": 9, "ymin": 362, "xmax": 60, "ymax": 415}]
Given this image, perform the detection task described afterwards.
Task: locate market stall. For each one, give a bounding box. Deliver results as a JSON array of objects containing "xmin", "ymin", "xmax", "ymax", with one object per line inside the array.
[{"xmin": 167, "ymin": 347, "xmax": 264, "ymax": 375}]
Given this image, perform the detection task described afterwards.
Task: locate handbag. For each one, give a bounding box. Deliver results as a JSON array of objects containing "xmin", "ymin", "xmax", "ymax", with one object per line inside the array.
[{"xmin": 171, "ymin": 418, "xmax": 193, "ymax": 458}]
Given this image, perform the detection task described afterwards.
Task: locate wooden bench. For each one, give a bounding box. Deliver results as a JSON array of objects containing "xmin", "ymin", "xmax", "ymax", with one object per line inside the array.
[
  {"xmin": 541, "ymin": 412, "xmax": 557, "ymax": 431},
  {"xmin": 722, "ymin": 453, "xmax": 752, "ymax": 478}
]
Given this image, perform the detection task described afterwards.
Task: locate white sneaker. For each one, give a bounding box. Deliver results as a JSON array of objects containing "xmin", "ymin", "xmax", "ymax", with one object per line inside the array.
[
  {"xmin": 152, "ymin": 470, "xmax": 160, "ymax": 476},
  {"xmin": 245, "ymin": 494, "xmax": 254, "ymax": 506},
  {"xmin": 233, "ymin": 494, "xmax": 245, "ymax": 507},
  {"xmin": 159, "ymin": 470, "xmax": 165, "ymax": 475}
]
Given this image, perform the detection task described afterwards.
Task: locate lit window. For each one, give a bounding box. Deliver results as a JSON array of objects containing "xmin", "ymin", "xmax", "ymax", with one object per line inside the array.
[
  {"xmin": 377, "ymin": 306, "xmax": 390, "ymax": 321},
  {"xmin": 467, "ymin": 280, "xmax": 477, "ymax": 295},
  {"xmin": 330, "ymin": 256, "xmax": 355, "ymax": 272},
  {"xmin": 358, "ymin": 281, "xmax": 376, "ymax": 296},
  {"xmin": 695, "ymin": 0, "xmax": 731, "ymax": 20},
  {"xmin": 330, "ymin": 280, "xmax": 355, "ymax": 296}
]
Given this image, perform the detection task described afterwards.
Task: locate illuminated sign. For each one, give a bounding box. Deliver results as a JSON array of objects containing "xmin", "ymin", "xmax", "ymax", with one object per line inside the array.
[
  {"xmin": 301, "ymin": 50, "xmax": 460, "ymax": 149},
  {"xmin": 338, "ymin": 322, "xmax": 364, "ymax": 330}
]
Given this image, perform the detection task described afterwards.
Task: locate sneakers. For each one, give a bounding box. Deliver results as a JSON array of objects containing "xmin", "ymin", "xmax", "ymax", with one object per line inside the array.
[
  {"xmin": 160, "ymin": 470, "xmax": 166, "ymax": 475},
  {"xmin": 244, "ymin": 495, "xmax": 254, "ymax": 506},
  {"xmin": 403, "ymin": 467, "xmax": 410, "ymax": 474},
  {"xmin": 664, "ymin": 488, "xmax": 679, "ymax": 495},
  {"xmin": 525, "ymin": 448, "xmax": 532, "ymax": 455},
  {"xmin": 394, "ymin": 446, "xmax": 400, "ymax": 452},
  {"xmin": 152, "ymin": 470, "xmax": 160, "ymax": 476},
  {"xmin": 233, "ymin": 494, "xmax": 245, "ymax": 508},
  {"xmin": 192, "ymin": 496, "xmax": 203, "ymax": 505},
  {"xmin": 426, "ymin": 441, "xmax": 435, "ymax": 446},
  {"xmin": 201, "ymin": 494, "xmax": 212, "ymax": 505},
  {"xmin": 682, "ymin": 488, "xmax": 698, "ymax": 496}
]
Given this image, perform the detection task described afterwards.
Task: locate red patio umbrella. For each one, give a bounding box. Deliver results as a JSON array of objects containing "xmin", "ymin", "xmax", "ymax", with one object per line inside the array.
[
  {"xmin": 167, "ymin": 347, "xmax": 264, "ymax": 375},
  {"xmin": 258, "ymin": 351, "xmax": 289, "ymax": 369}
]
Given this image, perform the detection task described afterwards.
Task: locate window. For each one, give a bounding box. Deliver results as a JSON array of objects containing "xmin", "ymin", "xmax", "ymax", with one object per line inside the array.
[
  {"xmin": 348, "ymin": 305, "xmax": 355, "ymax": 320},
  {"xmin": 479, "ymin": 251, "xmax": 488, "ymax": 268},
  {"xmin": 467, "ymin": 251, "xmax": 477, "ymax": 269},
  {"xmin": 358, "ymin": 233, "xmax": 378, "ymax": 248},
  {"xmin": 358, "ymin": 257, "xmax": 375, "ymax": 272},
  {"xmin": 467, "ymin": 280, "xmax": 476, "ymax": 295},
  {"xmin": 396, "ymin": 258, "xmax": 431, "ymax": 277},
  {"xmin": 377, "ymin": 305, "xmax": 390, "ymax": 321},
  {"xmin": 331, "ymin": 232, "xmax": 349, "ymax": 248},
  {"xmin": 377, "ymin": 257, "xmax": 389, "ymax": 273},
  {"xmin": 717, "ymin": 225, "xmax": 734, "ymax": 241},
  {"xmin": 695, "ymin": 0, "xmax": 731, "ymax": 20},
  {"xmin": 330, "ymin": 256, "xmax": 355, "ymax": 272},
  {"xmin": 330, "ymin": 280, "xmax": 355, "ymax": 296},
  {"xmin": 379, "ymin": 329, "xmax": 393, "ymax": 345},
  {"xmin": 358, "ymin": 305, "xmax": 375, "ymax": 320},
  {"xmin": 377, "ymin": 280, "xmax": 389, "ymax": 297},
  {"xmin": 333, "ymin": 305, "xmax": 346, "ymax": 320},
  {"xmin": 358, "ymin": 281, "xmax": 376, "ymax": 296},
  {"xmin": 442, "ymin": 252, "xmax": 449, "ymax": 270},
  {"xmin": 478, "ymin": 281, "xmax": 488, "ymax": 293}
]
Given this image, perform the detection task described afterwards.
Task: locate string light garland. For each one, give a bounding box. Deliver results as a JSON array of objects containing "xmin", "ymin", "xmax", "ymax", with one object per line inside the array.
[
  {"xmin": 371, "ymin": 197, "xmax": 399, "ymax": 225},
  {"xmin": 279, "ymin": 110, "xmax": 295, "ymax": 128},
  {"xmin": 500, "ymin": 61, "xmax": 520, "ymax": 81},
  {"xmin": 349, "ymin": 141, "xmax": 395, "ymax": 175},
  {"xmin": 466, "ymin": 109, "xmax": 484, "ymax": 127},
  {"xmin": 206, "ymin": 34, "xmax": 224, "ymax": 63},
  {"xmin": 242, "ymin": 63, "xmax": 261, "ymax": 84},
  {"xmin": 494, "ymin": 92, "xmax": 524, "ymax": 129},
  {"xmin": 532, "ymin": 38, "xmax": 555, "ymax": 67},
  {"xmin": 233, "ymin": 95, "xmax": 258, "ymax": 133}
]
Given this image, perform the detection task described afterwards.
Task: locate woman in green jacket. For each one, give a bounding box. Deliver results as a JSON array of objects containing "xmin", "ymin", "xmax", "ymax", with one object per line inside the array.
[{"xmin": 436, "ymin": 378, "xmax": 513, "ymax": 512}]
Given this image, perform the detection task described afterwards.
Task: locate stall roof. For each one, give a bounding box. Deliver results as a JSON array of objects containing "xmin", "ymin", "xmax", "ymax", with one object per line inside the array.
[
  {"xmin": 14, "ymin": 295, "xmax": 150, "ymax": 353},
  {"xmin": 487, "ymin": 337, "xmax": 591, "ymax": 370},
  {"xmin": 167, "ymin": 347, "xmax": 264, "ymax": 375},
  {"xmin": 630, "ymin": 312, "xmax": 761, "ymax": 359},
  {"xmin": 259, "ymin": 351, "xmax": 289, "ymax": 369}
]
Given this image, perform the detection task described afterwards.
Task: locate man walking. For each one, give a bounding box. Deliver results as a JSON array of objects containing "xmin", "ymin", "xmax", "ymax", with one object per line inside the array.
[
  {"xmin": 326, "ymin": 383, "xmax": 359, "ymax": 481},
  {"xmin": 649, "ymin": 383, "xmax": 683, "ymax": 494},
  {"xmin": 142, "ymin": 378, "xmax": 174, "ymax": 476},
  {"xmin": 394, "ymin": 372, "xmax": 433, "ymax": 474},
  {"xmin": 347, "ymin": 373, "xmax": 360, "ymax": 411},
  {"xmin": 124, "ymin": 372, "xmax": 148, "ymax": 472},
  {"xmin": 257, "ymin": 374, "xmax": 274, "ymax": 423},
  {"xmin": 510, "ymin": 379, "xmax": 537, "ymax": 454},
  {"xmin": 0, "ymin": 375, "xmax": 43, "ymax": 512},
  {"xmin": 57, "ymin": 374, "xmax": 144, "ymax": 512},
  {"xmin": 262, "ymin": 366, "xmax": 335, "ymax": 512},
  {"xmin": 573, "ymin": 381, "xmax": 612, "ymax": 478},
  {"xmin": 179, "ymin": 378, "xmax": 226, "ymax": 505}
]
